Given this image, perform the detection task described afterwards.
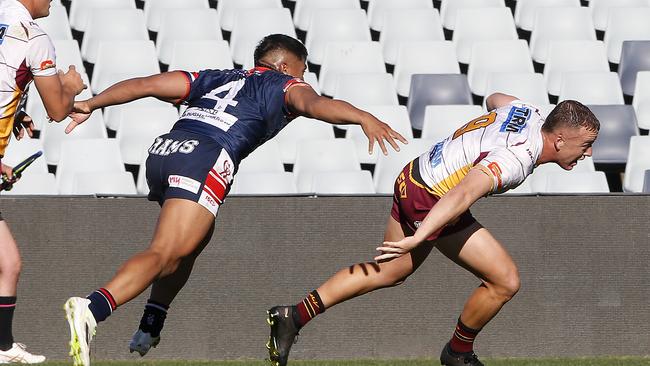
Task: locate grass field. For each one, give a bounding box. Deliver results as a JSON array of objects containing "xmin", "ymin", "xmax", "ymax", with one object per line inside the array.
[{"xmin": 38, "ymin": 359, "xmax": 650, "ymax": 366}]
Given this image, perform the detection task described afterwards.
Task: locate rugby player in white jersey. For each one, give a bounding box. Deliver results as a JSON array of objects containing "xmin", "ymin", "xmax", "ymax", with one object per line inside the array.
[
  {"xmin": 267, "ymin": 95, "xmax": 600, "ymax": 366},
  {"xmin": 0, "ymin": 0, "xmax": 85, "ymax": 363}
]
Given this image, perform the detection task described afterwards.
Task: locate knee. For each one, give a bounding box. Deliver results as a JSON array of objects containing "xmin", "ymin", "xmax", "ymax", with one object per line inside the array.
[
  {"xmin": 148, "ymin": 249, "xmax": 182, "ymax": 277},
  {"xmin": 490, "ymin": 269, "xmax": 520, "ymax": 302}
]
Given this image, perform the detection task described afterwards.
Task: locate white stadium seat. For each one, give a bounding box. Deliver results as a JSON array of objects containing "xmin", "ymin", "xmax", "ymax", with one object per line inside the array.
[
  {"xmin": 294, "ymin": 139, "xmax": 361, "ymax": 193},
  {"xmin": 168, "ymin": 40, "xmax": 235, "ymax": 72},
  {"xmin": 156, "ymin": 9, "xmax": 222, "ymax": 65},
  {"xmin": 144, "ymin": 0, "xmax": 209, "ymax": 32},
  {"xmin": 311, "ymin": 171, "xmax": 375, "ymax": 194},
  {"xmin": 367, "ymin": 0, "xmax": 433, "ymax": 32},
  {"xmin": 56, "ymin": 139, "xmax": 126, "ymax": 194},
  {"xmin": 514, "ymin": 0, "xmax": 581, "ymax": 32},
  {"xmin": 484, "ymin": 73, "xmax": 550, "ymax": 108},
  {"xmin": 231, "ymin": 172, "xmax": 297, "ymax": 194},
  {"xmin": 379, "ymin": 9, "xmax": 445, "ymax": 66},
  {"xmin": 623, "ymin": 136, "xmax": 650, "ymax": 192},
  {"xmin": 2, "ymin": 173, "xmax": 57, "ymax": 195},
  {"xmin": 293, "ymin": 0, "xmax": 360, "ymax": 32},
  {"xmin": 319, "ymin": 42, "xmax": 385, "ymax": 96},
  {"xmin": 559, "ymin": 72, "xmax": 624, "ymax": 105},
  {"xmin": 91, "ymin": 41, "xmax": 161, "ymax": 94},
  {"xmin": 237, "ymin": 139, "xmax": 285, "ymax": 174},
  {"xmin": 441, "ymin": 0, "xmax": 505, "ymax": 31},
  {"xmin": 274, "ymin": 117, "xmax": 335, "ymax": 164},
  {"xmin": 374, "ymin": 139, "xmax": 434, "ymax": 194},
  {"xmin": 115, "ymin": 106, "xmax": 179, "ymax": 165},
  {"xmin": 104, "ymin": 98, "xmax": 170, "ymax": 132},
  {"xmin": 333, "ymin": 73, "xmax": 398, "ymax": 107},
  {"xmin": 36, "ymin": 3, "xmax": 73, "ymax": 40},
  {"xmin": 467, "ymin": 40, "xmax": 535, "ymax": 96},
  {"xmin": 52, "ymin": 40, "xmax": 85, "ymax": 74},
  {"xmin": 41, "ymin": 110, "xmax": 108, "ymax": 166},
  {"xmin": 544, "ymin": 41, "xmax": 609, "ymax": 96},
  {"xmin": 305, "ymin": 9, "xmax": 371, "ymax": 66},
  {"xmin": 69, "ymin": 0, "xmax": 135, "ymax": 32},
  {"xmin": 453, "ymin": 8, "xmax": 519, "ymax": 64},
  {"xmin": 603, "ymin": 7, "xmax": 650, "ymax": 64},
  {"xmin": 394, "ymin": 41, "xmax": 460, "ymax": 98},
  {"xmin": 421, "ymin": 105, "xmax": 484, "ymax": 142},
  {"xmin": 71, "ymin": 171, "xmax": 137, "ymax": 195},
  {"xmin": 230, "ymin": 8, "xmax": 296, "ymax": 66},
  {"xmin": 81, "ymin": 9, "xmax": 149, "ymax": 64},
  {"xmin": 2, "ymin": 137, "xmax": 48, "ymax": 175},
  {"xmin": 589, "ymin": 0, "xmax": 650, "ymax": 32},
  {"xmin": 633, "ymin": 71, "xmax": 650, "ymax": 130},
  {"xmin": 217, "ymin": 0, "xmax": 282, "ymax": 32},
  {"xmin": 540, "ymin": 171, "xmax": 610, "ymax": 193},
  {"xmin": 530, "ymin": 7, "xmax": 597, "ymax": 63},
  {"xmin": 529, "ymin": 157, "xmax": 596, "ymax": 192}
]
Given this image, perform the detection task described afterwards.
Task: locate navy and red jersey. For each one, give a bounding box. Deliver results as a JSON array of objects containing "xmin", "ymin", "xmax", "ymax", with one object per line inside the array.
[{"xmin": 172, "ymin": 67, "xmax": 307, "ymax": 167}]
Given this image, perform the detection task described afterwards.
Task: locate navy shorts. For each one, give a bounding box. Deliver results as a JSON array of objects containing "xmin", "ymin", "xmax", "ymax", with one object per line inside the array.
[{"xmin": 146, "ymin": 129, "xmax": 235, "ymax": 217}]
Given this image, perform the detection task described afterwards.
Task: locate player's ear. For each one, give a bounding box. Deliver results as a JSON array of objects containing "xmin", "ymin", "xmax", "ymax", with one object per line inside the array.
[{"xmin": 555, "ymin": 134, "xmax": 565, "ymax": 151}]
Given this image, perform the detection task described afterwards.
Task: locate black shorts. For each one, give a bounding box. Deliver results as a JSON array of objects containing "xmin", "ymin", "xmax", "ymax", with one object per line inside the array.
[{"xmin": 145, "ymin": 129, "xmax": 235, "ymax": 217}]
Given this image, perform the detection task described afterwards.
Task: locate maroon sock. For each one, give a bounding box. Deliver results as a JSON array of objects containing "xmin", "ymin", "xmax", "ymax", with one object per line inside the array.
[
  {"xmin": 294, "ymin": 290, "xmax": 325, "ymax": 328},
  {"xmin": 449, "ymin": 318, "xmax": 481, "ymax": 354}
]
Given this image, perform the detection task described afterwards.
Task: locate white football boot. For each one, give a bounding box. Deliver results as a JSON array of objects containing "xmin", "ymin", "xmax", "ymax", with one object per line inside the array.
[
  {"xmin": 129, "ymin": 329, "xmax": 160, "ymax": 356},
  {"xmin": 0, "ymin": 343, "xmax": 45, "ymax": 364},
  {"xmin": 64, "ymin": 297, "xmax": 97, "ymax": 366}
]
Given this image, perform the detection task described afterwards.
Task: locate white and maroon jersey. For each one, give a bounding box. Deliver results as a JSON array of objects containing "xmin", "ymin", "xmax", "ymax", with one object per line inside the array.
[
  {"xmin": 418, "ymin": 100, "xmax": 545, "ymax": 197},
  {"xmin": 0, "ymin": 0, "xmax": 56, "ymax": 155}
]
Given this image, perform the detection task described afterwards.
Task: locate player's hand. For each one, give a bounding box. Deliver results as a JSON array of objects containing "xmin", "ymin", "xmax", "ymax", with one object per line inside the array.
[
  {"xmin": 360, "ymin": 115, "xmax": 408, "ymax": 156},
  {"xmin": 0, "ymin": 162, "xmax": 16, "ymax": 191},
  {"xmin": 374, "ymin": 236, "xmax": 421, "ymax": 261},
  {"xmin": 58, "ymin": 65, "xmax": 87, "ymax": 96},
  {"xmin": 65, "ymin": 100, "xmax": 92, "ymax": 134},
  {"xmin": 12, "ymin": 110, "xmax": 34, "ymax": 140}
]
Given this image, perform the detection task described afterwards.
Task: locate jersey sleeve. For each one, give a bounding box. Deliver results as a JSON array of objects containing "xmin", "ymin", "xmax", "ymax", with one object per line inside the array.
[
  {"xmin": 476, "ymin": 147, "xmax": 533, "ymax": 194},
  {"xmin": 25, "ymin": 33, "xmax": 57, "ymax": 77},
  {"xmin": 174, "ymin": 71, "xmax": 202, "ymax": 105}
]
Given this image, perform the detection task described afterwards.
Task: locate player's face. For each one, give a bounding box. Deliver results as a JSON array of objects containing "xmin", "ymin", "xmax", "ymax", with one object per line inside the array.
[{"xmin": 556, "ymin": 125, "xmax": 598, "ymax": 170}]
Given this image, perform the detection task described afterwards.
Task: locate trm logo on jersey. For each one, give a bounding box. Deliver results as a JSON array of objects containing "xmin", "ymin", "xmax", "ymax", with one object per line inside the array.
[{"xmin": 500, "ymin": 106, "xmax": 531, "ymax": 133}]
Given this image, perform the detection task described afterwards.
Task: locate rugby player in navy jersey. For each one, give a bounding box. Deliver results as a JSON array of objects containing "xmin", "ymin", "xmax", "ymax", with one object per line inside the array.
[{"xmin": 61, "ymin": 34, "xmax": 407, "ymax": 366}]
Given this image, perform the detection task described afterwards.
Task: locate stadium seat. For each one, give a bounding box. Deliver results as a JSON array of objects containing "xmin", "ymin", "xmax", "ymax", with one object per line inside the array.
[
  {"xmin": 394, "ymin": 41, "xmax": 460, "ymax": 98},
  {"xmin": 144, "ymin": 0, "xmax": 210, "ymax": 33},
  {"xmin": 467, "ymin": 40, "xmax": 535, "ymax": 96},
  {"xmin": 514, "ymin": 0, "xmax": 581, "ymax": 32},
  {"xmin": 618, "ymin": 41, "xmax": 650, "ymax": 96},
  {"xmin": 333, "ymin": 73, "xmax": 398, "ymax": 106},
  {"xmin": 499, "ymin": 178, "xmax": 534, "ymax": 194},
  {"xmin": 588, "ymin": 105, "xmax": 639, "ymax": 165},
  {"xmin": 230, "ymin": 8, "xmax": 296, "ymax": 66},
  {"xmin": 453, "ymin": 8, "xmax": 519, "ymax": 64},
  {"xmin": 559, "ymin": 72, "xmax": 624, "ymax": 105},
  {"xmin": 81, "ymin": 9, "xmax": 149, "ymax": 64},
  {"xmin": 41, "ymin": 109, "xmax": 107, "ymax": 166},
  {"xmin": 2, "ymin": 173, "xmax": 57, "ymax": 195},
  {"xmin": 540, "ymin": 171, "xmax": 610, "ymax": 193},
  {"xmin": 56, "ymin": 139, "xmax": 126, "ymax": 194},
  {"xmin": 311, "ymin": 171, "xmax": 375, "ymax": 194},
  {"xmin": 274, "ymin": 117, "xmax": 335, "ymax": 164},
  {"xmin": 115, "ymin": 106, "xmax": 178, "ymax": 165},
  {"xmin": 136, "ymin": 152, "xmax": 149, "ymax": 195},
  {"xmin": 52, "ymin": 40, "xmax": 85, "ymax": 74},
  {"xmin": 237, "ymin": 139, "xmax": 285, "ymax": 174},
  {"xmin": 293, "ymin": 0, "xmax": 360, "ymax": 32},
  {"xmin": 217, "ymin": 0, "xmax": 283, "ymax": 32},
  {"xmin": 36, "ymin": 3, "xmax": 73, "ymax": 40},
  {"xmin": 303, "ymin": 72, "xmax": 320, "ymax": 94},
  {"xmin": 231, "ymin": 172, "xmax": 297, "ymax": 194},
  {"xmin": 71, "ymin": 171, "xmax": 137, "ymax": 195},
  {"xmin": 168, "ymin": 40, "xmax": 234, "ymax": 72},
  {"xmin": 319, "ymin": 42, "xmax": 385, "ymax": 96},
  {"xmin": 530, "ymin": 7, "xmax": 597, "ymax": 63},
  {"xmin": 633, "ymin": 71, "xmax": 650, "ymax": 130},
  {"xmin": 294, "ymin": 139, "xmax": 361, "ymax": 193},
  {"xmin": 69, "ymin": 0, "xmax": 135, "ymax": 32},
  {"xmin": 91, "ymin": 41, "xmax": 161, "ymax": 94},
  {"xmin": 623, "ymin": 136, "xmax": 650, "ymax": 192},
  {"xmin": 407, "ymin": 74, "xmax": 473, "ymax": 130},
  {"xmin": 380, "ymin": 9, "xmax": 444, "ymax": 66},
  {"xmin": 528, "ymin": 157, "xmax": 596, "ymax": 192},
  {"xmin": 589, "ymin": 0, "xmax": 650, "ymax": 32},
  {"xmin": 345, "ymin": 105, "xmax": 414, "ymax": 164},
  {"xmin": 483, "ymin": 73, "xmax": 550, "ymax": 108},
  {"xmin": 305, "ymin": 9, "xmax": 371, "ymax": 66},
  {"xmin": 421, "ymin": 105, "xmax": 484, "ymax": 142},
  {"xmin": 104, "ymin": 98, "xmax": 170, "ymax": 132},
  {"xmin": 2, "ymin": 138, "xmax": 48, "ymax": 175},
  {"xmin": 603, "ymin": 7, "xmax": 650, "ymax": 64},
  {"xmin": 374, "ymin": 139, "xmax": 434, "ymax": 194},
  {"xmin": 367, "ymin": 0, "xmax": 433, "ymax": 32},
  {"xmin": 544, "ymin": 41, "xmax": 609, "ymax": 96},
  {"xmin": 538, "ymin": 104, "xmax": 558, "ymax": 118},
  {"xmin": 156, "ymin": 9, "xmax": 222, "ymax": 65},
  {"xmin": 644, "ymin": 170, "xmax": 650, "ymax": 193},
  {"xmin": 441, "ymin": 0, "xmax": 505, "ymax": 31}
]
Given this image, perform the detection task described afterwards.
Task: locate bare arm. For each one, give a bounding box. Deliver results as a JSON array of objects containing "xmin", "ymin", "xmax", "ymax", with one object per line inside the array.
[
  {"xmin": 375, "ymin": 168, "xmax": 493, "ymax": 260},
  {"xmin": 32, "ymin": 65, "xmax": 85, "ymax": 121},
  {"xmin": 286, "ymin": 85, "xmax": 407, "ymax": 154},
  {"xmin": 485, "ymin": 92, "xmax": 518, "ymax": 111},
  {"xmin": 66, "ymin": 71, "xmax": 189, "ymax": 133}
]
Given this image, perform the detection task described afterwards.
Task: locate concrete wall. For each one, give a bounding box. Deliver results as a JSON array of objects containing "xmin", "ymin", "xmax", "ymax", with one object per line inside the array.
[{"xmin": 1, "ymin": 195, "xmax": 649, "ymax": 360}]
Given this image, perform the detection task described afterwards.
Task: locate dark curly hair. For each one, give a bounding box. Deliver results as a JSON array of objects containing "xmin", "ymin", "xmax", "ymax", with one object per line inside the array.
[{"xmin": 254, "ymin": 34, "xmax": 308, "ymax": 67}]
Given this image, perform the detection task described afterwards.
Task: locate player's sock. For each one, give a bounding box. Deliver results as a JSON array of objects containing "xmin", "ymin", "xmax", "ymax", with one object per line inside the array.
[
  {"xmin": 138, "ymin": 299, "xmax": 168, "ymax": 337},
  {"xmin": 87, "ymin": 288, "xmax": 117, "ymax": 323},
  {"xmin": 0, "ymin": 297, "xmax": 16, "ymax": 351},
  {"xmin": 294, "ymin": 290, "xmax": 325, "ymax": 329},
  {"xmin": 449, "ymin": 318, "xmax": 481, "ymax": 354}
]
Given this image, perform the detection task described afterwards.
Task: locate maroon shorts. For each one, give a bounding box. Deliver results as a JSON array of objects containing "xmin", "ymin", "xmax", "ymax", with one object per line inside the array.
[{"xmin": 390, "ymin": 157, "xmax": 477, "ymax": 241}]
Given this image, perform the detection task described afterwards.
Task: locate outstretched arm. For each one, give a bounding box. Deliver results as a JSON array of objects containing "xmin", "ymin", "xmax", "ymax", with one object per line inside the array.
[
  {"xmin": 485, "ymin": 92, "xmax": 517, "ymax": 111},
  {"xmin": 375, "ymin": 168, "xmax": 493, "ymax": 261},
  {"xmin": 286, "ymin": 85, "xmax": 407, "ymax": 155},
  {"xmin": 66, "ymin": 71, "xmax": 189, "ymax": 133}
]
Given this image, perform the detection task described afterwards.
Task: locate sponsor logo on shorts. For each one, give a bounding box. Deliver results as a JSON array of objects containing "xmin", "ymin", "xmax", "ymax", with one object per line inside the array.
[
  {"xmin": 149, "ymin": 138, "xmax": 199, "ymax": 156},
  {"xmin": 500, "ymin": 106, "xmax": 531, "ymax": 133},
  {"xmin": 39, "ymin": 60, "xmax": 55, "ymax": 71},
  {"xmin": 198, "ymin": 190, "xmax": 219, "ymax": 216},
  {"xmin": 168, "ymin": 175, "xmax": 200, "ymax": 194}
]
